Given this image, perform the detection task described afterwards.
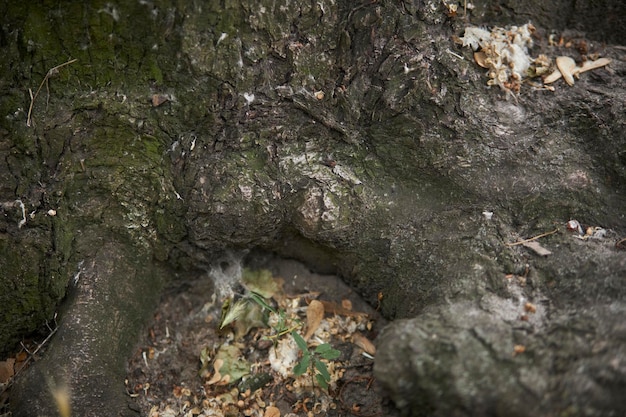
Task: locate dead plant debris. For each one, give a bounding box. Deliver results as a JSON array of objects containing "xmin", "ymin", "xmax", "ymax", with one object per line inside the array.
[
  {"xmin": 457, "ymin": 22, "xmax": 611, "ymax": 93},
  {"xmin": 126, "ymin": 260, "xmax": 398, "ymax": 417},
  {"xmin": 26, "ymin": 58, "xmax": 78, "ymax": 127},
  {"xmin": 0, "ymin": 316, "xmax": 59, "ymax": 414}
]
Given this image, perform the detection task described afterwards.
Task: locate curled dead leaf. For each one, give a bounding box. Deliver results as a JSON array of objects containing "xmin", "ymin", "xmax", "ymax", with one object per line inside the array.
[
  {"xmin": 264, "ymin": 405, "xmax": 281, "ymax": 417},
  {"xmin": 352, "ymin": 332, "xmax": 376, "ymax": 356},
  {"xmin": 543, "ymin": 69, "xmax": 562, "ymax": 84},
  {"xmin": 207, "ymin": 358, "xmax": 224, "ymax": 385},
  {"xmin": 473, "ymin": 51, "xmax": 489, "ymax": 68},
  {"xmin": 556, "ymin": 56, "xmax": 576, "ymax": 86},
  {"xmin": 304, "ymin": 299, "xmax": 324, "ymax": 341}
]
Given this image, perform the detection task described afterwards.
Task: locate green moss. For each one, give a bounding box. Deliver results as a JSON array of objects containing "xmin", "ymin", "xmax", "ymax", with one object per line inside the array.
[
  {"xmin": 148, "ymin": 61, "xmax": 164, "ymax": 85},
  {"xmin": 0, "ymin": 236, "xmax": 55, "ymax": 356}
]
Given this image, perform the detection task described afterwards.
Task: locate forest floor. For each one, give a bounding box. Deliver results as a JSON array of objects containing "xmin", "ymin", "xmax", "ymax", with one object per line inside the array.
[{"xmin": 126, "ymin": 256, "xmax": 401, "ymax": 417}]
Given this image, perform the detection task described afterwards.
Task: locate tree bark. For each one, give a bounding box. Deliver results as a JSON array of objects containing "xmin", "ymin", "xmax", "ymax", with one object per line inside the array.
[{"xmin": 1, "ymin": 1, "xmax": 625, "ymax": 416}]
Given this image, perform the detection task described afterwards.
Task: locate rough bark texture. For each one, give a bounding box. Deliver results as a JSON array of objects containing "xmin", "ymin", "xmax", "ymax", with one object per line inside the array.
[{"xmin": 1, "ymin": 1, "xmax": 625, "ymax": 416}]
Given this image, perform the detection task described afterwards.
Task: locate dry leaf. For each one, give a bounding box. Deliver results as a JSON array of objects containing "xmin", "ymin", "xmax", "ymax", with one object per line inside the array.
[
  {"xmin": 207, "ymin": 358, "xmax": 224, "ymax": 385},
  {"xmin": 556, "ymin": 56, "xmax": 576, "ymax": 86},
  {"xmin": 151, "ymin": 94, "xmax": 169, "ymax": 107},
  {"xmin": 543, "ymin": 69, "xmax": 562, "ymax": 84},
  {"xmin": 352, "ymin": 333, "xmax": 376, "ymax": 356},
  {"xmin": 219, "ymin": 374, "xmax": 231, "ymax": 385},
  {"xmin": 577, "ymin": 57, "xmax": 611, "ymax": 74},
  {"xmin": 318, "ymin": 300, "xmax": 368, "ymax": 318},
  {"xmin": 264, "ymin": 406, "xmax": 281, "ymax": 417},
  {"xmin": 473, "ymin": 51, "xmax": 489, "ymax": 68},
  {"xmin": 304, "ymin": 300, "xmax": 324, "ymax": 341},
  {"xmin": 0, "ymin": 358, "xmax": 15, "ymax": 383},
  {"xmin": 522, "ymin": 240, "xmax": 552, "ymax": 256}
]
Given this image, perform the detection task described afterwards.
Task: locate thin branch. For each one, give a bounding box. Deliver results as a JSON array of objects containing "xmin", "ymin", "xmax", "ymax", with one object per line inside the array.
[
  {"xmin": 15, "ymin": 316, "xmax": 58, "ymax": 377},
  {"xmin": 27, "ymin": 58, "xmax": 77, "ymax": 127},
  {"xmin": 0, "ymin": 315, "xmax": 59, "ymax": 398},
  {"xmin": 505, "ymin": 228, "xmax": 559, "ymax": 247}
]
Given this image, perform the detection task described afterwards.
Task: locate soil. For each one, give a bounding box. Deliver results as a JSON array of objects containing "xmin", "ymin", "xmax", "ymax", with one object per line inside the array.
[{"xmin": 125, "ymin": 255, "xmax": 401, "ymax": 417}]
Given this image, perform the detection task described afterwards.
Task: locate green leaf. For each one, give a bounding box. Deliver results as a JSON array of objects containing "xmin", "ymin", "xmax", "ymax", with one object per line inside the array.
[
  {"xmin": 291, "ymin": 331, "xmax": 308, "ymax": 352},
  {"xmin": 234, "ymin": 298, "xmax": 267, "ymax": 339},
  {"xmin": 315, "ymin": 373, "xmax": 328, "ymax": 389},
  {"xmin": 314, "ymin": 343, "xmax": 335, "ymax": 355},
  {"xmin": 314, "ymin": 359, "xmax": 330, "ymax": 381},
  {"xmin": 198, "ymin": 347, "xmax": 212, "ymax": 378},
  {"xmin": 315, "ymin": 343, "xmax": 341, "ymax": 360},
  {"xmin": 248, "ymin": 291, "xmax": 276, "ymax": 314},
  {"xmin": 314, "ymin": 343, "xmax": 330, "ymax": 354},
  {"xmin": 293, "ymin": 355, "xmax": 310, "ymax": 376},
  {"xmin": 321, "ymin": 348, "xmax": 341, "ymax": 360},
  {"xmin": 199, "ymin": 347, "xmax": 211, "ymax": 367},
  {"xmin": 242, "ymin": 268, "xmax": 279, "ymax": 299},
  {"xmin": 214, "ymin": 344, "xmax": 250, "ymax": 383}
]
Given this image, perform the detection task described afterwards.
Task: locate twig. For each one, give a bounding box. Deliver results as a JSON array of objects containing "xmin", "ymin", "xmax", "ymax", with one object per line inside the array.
[
  {"xmin": 14, "ymin": 315, "xmax": 58, "ymax": 377},
  {"xmin": 505, "ymin": 228, "xmax": 559, "ymax": 247},
  {"xmin": 0, "ymin": 315, "xmax": 59, "ymax": 399},
  {"xmin": 27, "ymin": 58, "xmax": 77, "ymax": 127}
]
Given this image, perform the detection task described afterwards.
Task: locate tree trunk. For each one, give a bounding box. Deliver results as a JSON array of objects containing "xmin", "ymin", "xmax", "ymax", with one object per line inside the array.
[{"xmin": 1, "ymin": 1, "xmax": 625, "ymax": 416}]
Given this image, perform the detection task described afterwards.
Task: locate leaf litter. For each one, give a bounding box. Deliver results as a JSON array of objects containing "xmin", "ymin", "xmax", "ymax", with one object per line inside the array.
[{"xmin": 126, "ymin": 256, "xmax": 399, "ymax": 417}]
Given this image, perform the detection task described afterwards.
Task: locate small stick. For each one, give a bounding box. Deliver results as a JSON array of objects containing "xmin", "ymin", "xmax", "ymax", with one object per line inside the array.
[
  {"xmin": 27, "ymin": 58, "xmax": 77, "ymax": 127},
  {"xmin": 0, "ymin": 315, "xmax": 59, "ymax": 397},
  {"xmin": 505, "ymin": 228, "xmax": 559, "ymax": 247}
]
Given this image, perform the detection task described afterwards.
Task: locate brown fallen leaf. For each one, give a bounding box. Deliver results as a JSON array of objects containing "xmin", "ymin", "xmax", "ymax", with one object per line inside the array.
[
  {"xmin": 264, "ymin": 406, "xmax": 280, "ymax": 417},
  {"xmin": 207, "ymin": 358, "xmax": 224, "ymax": 385},
  {"xmin": 0, "ymin": 358, "xmax": 15, "ymax": 383},
  {"xmin": 543, "ymin": 68, "xmax": 562, "ymax": 84},
  {"xmin": 556, "ymin": 56, "xmax": 576, "ymax": 86},
  {"xmin": 352, "ymin": 332, "xmax": 376, "ymax": 356},
  {"xmin": 474, "ymin": 51, "xmax": 489, "ymax": 68},
  {"xmin": 317, "ymin": 300, "xmax": 368, "ymax": 318},
  {"xmin": 575, "ymin": 57, "xmax": 611, "ymax": 76},
  {"xmin": 304, "ymin": 300, "xmax": 324, "ymax": 341}
]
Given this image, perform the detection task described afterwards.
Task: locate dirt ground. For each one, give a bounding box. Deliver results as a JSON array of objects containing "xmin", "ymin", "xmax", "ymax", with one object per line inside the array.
[{"xmin": 125, "ymin": 255, "xmax": 401, "ymax": 417}]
